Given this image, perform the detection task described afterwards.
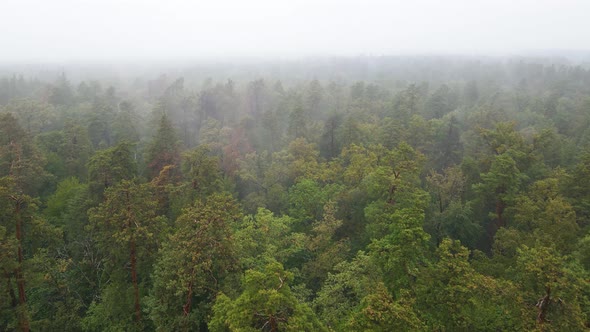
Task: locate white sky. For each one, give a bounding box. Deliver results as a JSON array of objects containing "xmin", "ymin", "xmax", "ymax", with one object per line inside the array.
[{"xmin": 1, "ymin": 0, "xmax": 589, "ymax": 61}]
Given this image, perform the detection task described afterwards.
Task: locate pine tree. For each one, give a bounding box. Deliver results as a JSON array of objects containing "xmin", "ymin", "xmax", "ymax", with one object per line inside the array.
[{"xmin": 146, "ymin": 113, "xmax": 180, "ymax": 179}]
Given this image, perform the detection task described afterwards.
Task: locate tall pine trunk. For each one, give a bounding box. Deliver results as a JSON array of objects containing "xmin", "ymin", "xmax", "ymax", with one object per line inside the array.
[
  {"xmin": 14, "ymin": 199, "xmax": 29, "ymax": 332},
  {"xmin": 130, "ymin": 237, "xmax": 141, "ymax": 322}
]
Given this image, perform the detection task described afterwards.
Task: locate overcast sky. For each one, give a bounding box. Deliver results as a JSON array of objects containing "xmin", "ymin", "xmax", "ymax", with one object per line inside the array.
[{"xmin": 1, "ymin": 0, "xmax": 589, "ymax": 62}]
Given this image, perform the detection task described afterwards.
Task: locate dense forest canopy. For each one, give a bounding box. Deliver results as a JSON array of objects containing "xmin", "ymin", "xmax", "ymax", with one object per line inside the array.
[{"xmin": 1, "ymin": 56, "xmax": 590, "ymax": 331}]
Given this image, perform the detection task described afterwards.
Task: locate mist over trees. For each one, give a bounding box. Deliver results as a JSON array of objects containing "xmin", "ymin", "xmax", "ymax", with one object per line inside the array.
[{"xmin": 1, "ymin": 56, "xmax": 590, "ymax": 331}]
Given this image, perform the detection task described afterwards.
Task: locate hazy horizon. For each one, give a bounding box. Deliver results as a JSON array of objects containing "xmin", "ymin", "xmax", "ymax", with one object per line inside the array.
[{"xmin": 2, "ymin": 0, "xmax": 590, "ymax": 62}]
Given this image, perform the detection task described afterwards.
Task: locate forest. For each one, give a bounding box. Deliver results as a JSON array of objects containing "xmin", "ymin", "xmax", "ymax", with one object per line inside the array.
[{"xmin": 0, "ymin": 56, "xmax": 590, "ymax": 331}]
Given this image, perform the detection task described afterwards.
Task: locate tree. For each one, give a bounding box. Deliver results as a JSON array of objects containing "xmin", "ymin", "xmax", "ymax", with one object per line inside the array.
[
  {"xmin": 62, "ymin": 121, "xmax": 93, "ymax": 180},
  {"xmin": 147, "ymin": 113, "xmax": 180, "ymax": 178},
  {"xmin": 319, "ymin": 112, "xmax": 343, "ymax": 159},
  {"xmin": 48, "ymin": 73, "xmax": 74, "ymax": 106},
  {"xmin": 0, "ymin": 178, "xmax": 61, "ymax": 332},
  {"xmin": 347, "ymin": 283, "xmax": 424, "ymax": 332},
  {"xmin": 87, "ymin": 102, "xmax": 115, "ymax": 149},
  {"xmin": 148, "ymin": 193, "xmax": 242, "ymax": 331},
  {"xmin": 430, "ymin": 114, "xmax": 463, "ymax": 170},
  {"xmin": 305, "ymin": 79, "xmax": 324, "ymax": 116},
  {"xmin": 301, "ymin": 201, "xmax": 349, "ymax": 292},
  {"xmin": 313, "ymin": 251, "xmax": 380, "ymax": 330},
  {"xmin": 87, "ymin": 142, "xmax": 137, "ymax": 199},
  {"xmin": 247, "ymin": 79, "xmax": 266, "ymax": 117},
  {"xmin": 234, "ymin": 208, "xmax": 306, "ymax": 269},
  {"xmin": 288, "ymin": 101, "xmax": 309, "ymax": 140},
  {"xmin": 0, "ymin": 179, "xmax": 32, "ymax": 331},
  {"xmin": 112, "ymin": 101, "xmax": 140, "ymax": 145},
  {"xmin": 4, "ymin": 99, "xmax": 54, "ymax": 136},
  {"xmin": 566, "ymin": 150, "xmax": 590, "ymax": 225},
  {"xmin": 0, "ymin": 112, "xmax": 47, "ymax": 196},
  {"xmin": 181, "ymin": 145, "xmax": 222, "ymax": 197},
  {"xmin": 426, "ymin": 166, "xmax": 482, "ymax": 247},
  {"xmin": 473, "ymin": 152, "xmax": 527, "ymax": 234},
  {"xmin": 514, "ymin": 244, "xmax": 589, "ymax": 330},
  {"xmin": 288, "ymin": 179, "xmax": 343, "ymax": 226},
  {"xmin": 511, "ymin": 177, "xmax": 579, "ymax": 254},
  {"xmin": 0, "ymin": 223, "xmax": 19, "ymax": 330},
  {"xmin": 415, "ymin": 238, "xmax": 525, "ymax": 331},
  {"xmin": 425, "ymin": 84, "xmax": 456, "ymax": 119},
  {"xmin": 209, "ymin": 260, "xmax": 327, "ymax": 332},
  {"xmin": 86, "ymin": 180, "xmax": 166, "ymax": 329},
  {"xmin": 368, "ymin": 206, "xmax": 431, "ymax": 294},
  {"xmin": 463, "ymin": 80, "xmax": 479, "ymax": 107}
]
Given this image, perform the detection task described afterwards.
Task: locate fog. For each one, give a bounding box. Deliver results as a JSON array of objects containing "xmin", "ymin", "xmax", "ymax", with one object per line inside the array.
[{"xmin": 1, "ymin": 0, "xmax": 589, "ymax": 62}]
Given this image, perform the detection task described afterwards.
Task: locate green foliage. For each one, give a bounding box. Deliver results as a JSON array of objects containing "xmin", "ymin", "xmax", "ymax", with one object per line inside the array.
[
  {"xmin": 147, "ymin": 113, "xmax": 180, "ymax": 178},
  {"xmin": 368, "ymin": 206, "xmax": 431, "ymax": 293},
  {"xmin": 87, "ymin": 180, "xmax": 167, "ymax": 329},
  {"xmin": 87, "ymin": 141, "xmax": 137, "ymax": 199},
  {"xmin": 314, "ymin": 251, "xmax": 380, "ymax": 330},
  {"xmin": 234, "ymin": 208, "xmax": 306, "ymax": 269},
  {"xmin": 82, "ymin": 282, "xmax": 142, "ymax": 332},
  {"xmin": 148, "ymin": 193, "xmax": 242, "ymax": 330},
  {"xmin": 0, "ymin": 177, "xmax": 64, "ymax": 331},
  {"xmin": 288, "ymin": 179, "xmax": 343, "ymax": 225},
  {"xmin": 209, "ymin": 260, "xmax": 327, "ymax": 332},
  {"xmin": 514, "ymin": 244, "xmax": 589, "ymax": 331},
  {"xmin": 45, "ymin": 177, "xmax": 86, "ymax": 225},
  {"xmin": 348, "ymin": 284, "xmax": 425, "ymax": 332},
  {"xmin": 0, "ymin": 112, "xmax": 48, "ymax": 195},
  {"xmin": 112, "ymin": 101, "xmax": 140, "ymax": 145},
  {"xmin": 180, "ymin": 144, "xmax": 223, "ymax": 197},
  {"xmin": 416, "ymin": 238, "xmax": 526, "ymax": 331},
  {"xmin": 2, "ymin": 59, "xmax": 590, "ymax": 330},
  {"xmin": 301, "ymin": 201, "xmax": 349, "ymax": 292}
]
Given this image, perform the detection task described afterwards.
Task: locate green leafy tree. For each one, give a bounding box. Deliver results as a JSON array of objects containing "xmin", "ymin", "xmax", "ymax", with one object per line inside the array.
[
  {"xmin": 347, "ymin": 283, "xmax": 424, "ymax": 332},
  {"xmin": 473, "ymin": 152, "xmax": 527, "ymax": 232},
  {"xmin": 62, "ymin": 121, "xmax": 93, "ymax": 180},
  {"xmin": 301, "ymin": 201, "xmax": 349, "ymax": 292},
  {"xmin": 415, "ymin": 238, "xmax": 526, "ymax": 331},
  {"xmin": 86, "ymin": 180, "xmax": 167, "ymax": 330},
  {"xmin": 514, "ymin": 244, "xmax": 589, "ymax": 330},
  {"xmin": 0, "ymin": 178, "xmax": 62, "ymax": 332},
  {"xmin": 313, "ymin": 251, "xmax": 380, "ymax": 330},
  {"xmin": 368, "ymin": 206, "xmax": 431, "ymax": 294},
  {"xmin": 209, "ymin": 260, "xmax": 327, "ymax": 332},
  {"xmin": 319, "ymin": 112, "xmax": 343, "ymax": 159},
  {"xmin": 87, "ymin": 142, "xmax": 137, "ymax": 199},
  {"xmin": 566, "ymin": 150, "xmax": 590, "ymax": 225},
  {"xmin": 288, "ymin": 179, "xmax": 342, "ymax": 226},
  {"xmin": 147, "ymin": 113, "xmax": 180, "ymax": 178},
  {"xmin": 288, "ymin": 101, "xmax": 309, "ymax": 140},
  {"xmin": 181, "ymin": 145, "xmax": 223, "ymax": 197},
  {"xmin": 112, "ymin": 101, "xmax": 140, "ymax": 145},
  {"xmin": 426, "ymin": 166, "xmax": 481, "ymax": 247},
  {"xmin": 0, "ymin": 112, "xmax": 47, "ymax": 195},
  {"xmin": 49, "ymin": 73, "xmax": 74, "ymax": 106},
  {"xmin": 4, "ymin": 99, "xmax": 54, "ymax": 136},
  {"xmin": 148, "ymin": 193, "xmax": 242, "ymax": 331},
  {"xmin": 234, "ymin": 208, "xmax": 306, "ymax": 269},
  {"xmin": 511, "ymin": 177, "xmax": 579, "ymax": 254}
]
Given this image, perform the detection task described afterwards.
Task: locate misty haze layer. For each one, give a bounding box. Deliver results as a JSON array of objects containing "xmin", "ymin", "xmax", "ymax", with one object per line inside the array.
[{"xmin": 1, "ymin": 0, "xmax": 589, "ymax": 62}]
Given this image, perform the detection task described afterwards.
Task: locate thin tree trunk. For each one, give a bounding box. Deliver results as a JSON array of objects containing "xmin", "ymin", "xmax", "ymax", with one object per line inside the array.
[
  {"xmin": 536, "ymin": 286, "xmax": 551, "ymax": 324},
  {"xmin": 182, "ymin": 277, "xmax": 194, "ymax": 332},
  {"xmin": 130, "ymin": 237, "xmax": 141, "ymax": 322},
  {"xmin": 183, "ymin": 279, "xmax": 194, "ymax": 317},
  {"xmin": 14, "ymin": 199, "xmax": 30, "ymax": 332},
  {"xmin": 125, "ymin": 189, "xmax": 142, "ymax": 323},
  {"xmin": 269, "ymin": 315, "xmax": 278, "ymax": 332}
]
